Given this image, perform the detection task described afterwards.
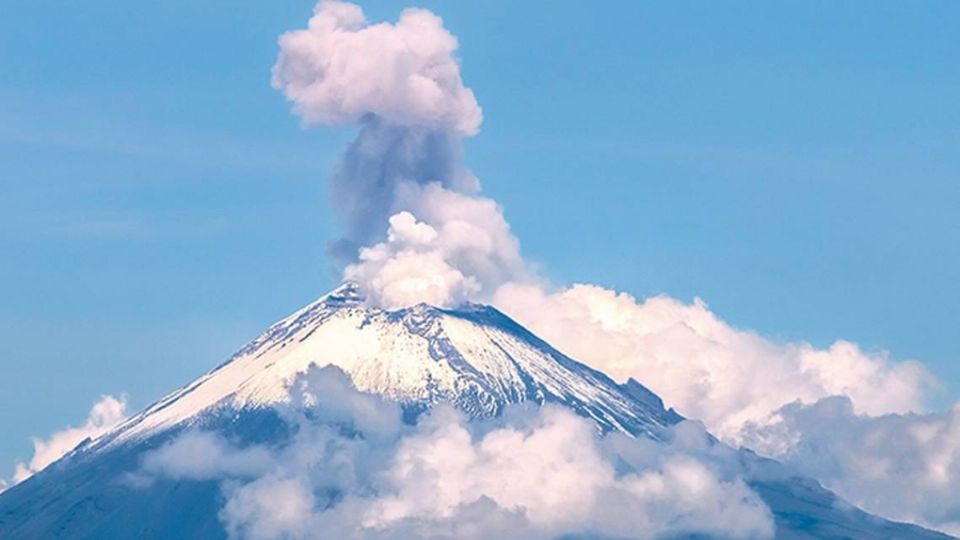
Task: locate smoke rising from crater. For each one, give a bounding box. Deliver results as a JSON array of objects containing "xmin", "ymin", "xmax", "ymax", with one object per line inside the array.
[{"xmin": 273, "ymin": 0, "xmax": 488, "ymax": 263}]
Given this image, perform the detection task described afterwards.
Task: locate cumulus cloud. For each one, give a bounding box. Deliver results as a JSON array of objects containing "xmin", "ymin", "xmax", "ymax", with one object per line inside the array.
[
  {"xmin": 491, "ymin": 283, "xmax": 960, "ymax": 535},
  {"xmin": 286, "ymin": 362, "xmax": 403, "ymax": 440},
  {"xmin": 347, "ymin": 407, "xmax": 772, "ymax": 540},
  {"xmin": 11, "ymin": 394, "xmax": 127, "ymax": 484},
  {"xmin": 493, "ymin": 283, "xmax": 933, "ymax": 443},
  {"xmin": 739, "ymin": 398, "xmax": 960, "ymax": 535},
  {"xmin": 141, "ymin": 366, "xmax": 773, "ymax": 540}
]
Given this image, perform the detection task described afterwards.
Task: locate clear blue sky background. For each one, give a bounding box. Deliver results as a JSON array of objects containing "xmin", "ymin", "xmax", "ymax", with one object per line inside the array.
[{"xmin": 1, "ymin": 1, "xmax": 958, "ymax": 470}]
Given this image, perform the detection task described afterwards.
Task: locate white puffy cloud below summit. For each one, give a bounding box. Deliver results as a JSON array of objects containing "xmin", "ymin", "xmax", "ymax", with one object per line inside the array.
[
  {"xmin": 740, "ymin": 398, "xmax": 960, "ymax": 536},
  {"xmin": 141, "ymin": 366, "xmax": 774, "ymax": 540}
]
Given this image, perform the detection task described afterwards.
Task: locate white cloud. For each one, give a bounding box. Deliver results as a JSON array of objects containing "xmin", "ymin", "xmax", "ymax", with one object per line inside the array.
[
  {"xmin": 11, "ymin": 394, "xmax": 127, "ymax": 484},
  {"xmin": 140, "ymin": 431, "xmax": 274, "ymax": 481},
  {"xmin": 739, "ymin": 397, "xmax": 960, "ymax": 536},
  {"xmin": 350, "ymin": 407, "xmax": 772, "ymax": 540},
  {"xmin": 286, "ymin": 362, "xmax": 404, "ymax": 441},
  {"xmin": 493, "ymin": 283, "xmax": 933, "ymax": 444},
  {"xmin": 142, "ymin": 366, "xmax": 773, "ymax": 540},
  {"xmin": 489, "ymin": 283, "xmax": 960, "ymax": 535},
  {"xmin": 223, "ymin": 477, "xmax": 319, "ymax": 540},
  {"xmin": 345, "ymin": 212, "xmax": 482, "ymax": 309},
  {"xmin": 273, "ymin": 0, "xmax": 481, "ymax": 136}
]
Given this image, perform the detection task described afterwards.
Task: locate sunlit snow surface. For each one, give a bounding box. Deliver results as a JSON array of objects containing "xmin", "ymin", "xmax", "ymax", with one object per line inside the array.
[{"xmin": 102, "ymin": 282, "xmax": 676, "ymax": 447}]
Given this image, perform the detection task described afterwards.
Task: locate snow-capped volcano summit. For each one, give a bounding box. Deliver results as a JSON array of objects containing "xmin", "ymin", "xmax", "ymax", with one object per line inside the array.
[
  {"xmin": 103, "ymin": 282, "xmax": 679, "ymax": 447},
  {"xmin": 0, "ymin": 285, "xmax": 953, "ymax": 539}
]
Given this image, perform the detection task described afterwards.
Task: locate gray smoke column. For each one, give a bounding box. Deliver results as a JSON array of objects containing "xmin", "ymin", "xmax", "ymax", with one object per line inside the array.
[
  {"xmin": 326, "ymin": 122, "xmax": 478, "ymax": 259},
  {"xmin": 273, "ymin": 0, "xmax": 529, "ymax": 308},
  {"xmin": 272, "ymin": 0, "xmax": 483, "ymax": 259}
]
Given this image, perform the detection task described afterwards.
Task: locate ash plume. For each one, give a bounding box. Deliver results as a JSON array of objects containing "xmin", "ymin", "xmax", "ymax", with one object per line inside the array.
[{"xmin": 273, "ymin": 0, "xmax": 484, "ymax": 262}]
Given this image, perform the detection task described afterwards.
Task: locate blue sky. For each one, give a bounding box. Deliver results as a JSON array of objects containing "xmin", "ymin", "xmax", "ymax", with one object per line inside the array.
[{"xmin": 1, "ymin": 0, "xmax": 958, "ymax": 470}]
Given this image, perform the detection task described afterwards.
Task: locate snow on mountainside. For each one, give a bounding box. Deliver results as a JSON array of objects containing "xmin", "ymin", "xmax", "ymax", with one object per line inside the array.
[{"xmin": 99, "ymin": 282, "xmax": 678, "ymax": 448}]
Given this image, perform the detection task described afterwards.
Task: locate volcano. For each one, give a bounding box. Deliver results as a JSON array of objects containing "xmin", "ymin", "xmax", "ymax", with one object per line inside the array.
[{"xmin": 0, "ymin": 284, "xmax": 951, "ymax": 539}]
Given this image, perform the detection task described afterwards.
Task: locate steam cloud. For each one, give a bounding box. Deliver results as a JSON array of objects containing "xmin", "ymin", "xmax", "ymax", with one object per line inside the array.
[
  {"xmin": 273, "ymin": 0, "xmax": 490, "ymax": 267},
  {"xmin": 491, "ymin": 284, "xmax": 960, "ymax": 534}
]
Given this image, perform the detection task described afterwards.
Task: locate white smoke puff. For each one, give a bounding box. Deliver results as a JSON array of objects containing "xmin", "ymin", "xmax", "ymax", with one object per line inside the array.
[
  {"xmin": 395, "ymin": 183, "xmax": 527, "ymax": 288},
  {"xmin": 345, "ymin": 211, "xmax": 482, "ymax": 309},
  {"xmin": 345, "ymin": 185, "xmax": 530, "ymax": 309},
  {"xmin": 273, "ymin": 0, "xmax": 482, "ymax": 136},
  {"xmin": 11, "ymin": 394, "xmax": 127, "ymax": 484},
  {"xmin": 739, "ymin": 398, "xmax": 960, "ymax": 536},
  {"xmin": 222, "ymin": 477, "xmax": 317, "ymax": 540},
  {"xmin": 492, "ymin": 282, "xmax": 933, "ymax": 443}
]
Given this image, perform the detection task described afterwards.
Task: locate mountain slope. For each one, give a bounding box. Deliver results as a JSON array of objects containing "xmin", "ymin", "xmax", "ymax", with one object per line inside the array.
[
  {"xmin": 0, "ymin": 284, "xmax": 952, "ymax": 539},
  {"xmin": 100, "ymin": 282, "xmax": 678, "ymax": 447}
]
